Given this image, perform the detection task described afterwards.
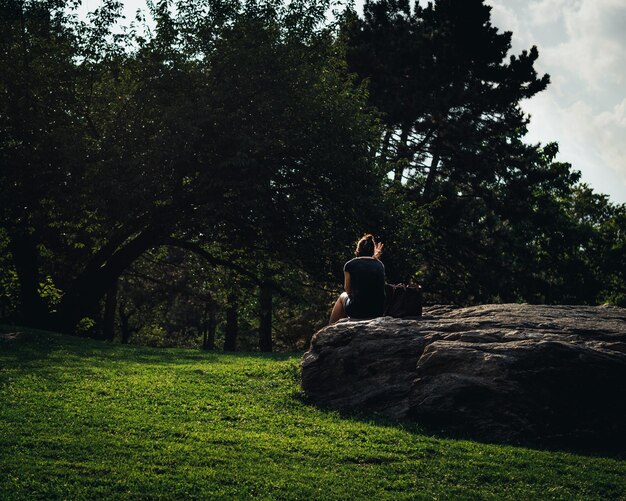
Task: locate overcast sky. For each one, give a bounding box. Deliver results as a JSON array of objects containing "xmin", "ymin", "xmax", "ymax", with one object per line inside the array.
[
  {"xmin": 484, "ymin": 0, "xmax": 626, "ymax": 204},
  {"xmin": 78, "ymin": 0, "xmax": 626, "ymax": 204}
]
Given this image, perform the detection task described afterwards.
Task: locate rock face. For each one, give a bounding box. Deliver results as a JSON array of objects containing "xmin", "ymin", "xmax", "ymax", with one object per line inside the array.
[{"xmin": 301, "ymin": 304, "xmax": 626, "ymax": 451}]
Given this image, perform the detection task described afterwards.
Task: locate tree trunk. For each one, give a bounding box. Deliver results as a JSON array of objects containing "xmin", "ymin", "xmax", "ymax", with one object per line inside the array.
[
  {"xmin": 201, "ymin": 304, "xmax": 209, "ymax": 349},
  {"xmin": 202, "ymin": 303, "xmax": 217, "ymax": 350},
  {"xmin": 207, "ymin": 309, "xmax": 217, "ymax": 350},
  {"xmin": 102, "ymin": 280, "xmax": 118, "ymax": 341},
  {"xmin": 224, "ymin": 292, "xmax": 238, "ymax": 351},
  {"xmin": 119, "ymin": 301, "xmax": 133, "ymax": 344},
  {"xmin": 393, "ymin": 125, "xmax": 411, "ymax": 182},
  {"xmin": 259, "ymin": 281, "xmax": 272, "ymax": 352},
  {"xmin": 7, "ymin": 230, "xmax": 48, "ymax": 328},
  {"xmin": 54, "ymin": 228, "xmax": 158, "ymax": 332},
  {"xmin": 380, "ymin": 128, "xmax": 392, "ymax": 165},
  {"xmin": 422, "ymin": 143, "xmax": 441, "ymax": 202}
]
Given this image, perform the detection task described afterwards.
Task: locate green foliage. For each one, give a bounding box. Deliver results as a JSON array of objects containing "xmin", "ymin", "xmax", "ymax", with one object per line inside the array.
[
  {"xmin": 0, "ymin": 231, "xmax": 19, "ymax": 319},
  {"xmin": 37, "ymin": 276, "xmax": 62, "ymax": 311},
  {"xmin": 1, "ymin": 329, "xmax": 625, "ymax": 499},
  {"xmin": 344, "ymin": 0, "xmax": 625, "ymax": 306},
  {"xmin": 0, "ymin": 0, "xmax": 624, "ymax": 347},
  {"xmin": 0, "ymin": 0, "xmax": 383, "ymax": 337},
  {"xmin": 75, "ymin": 317, "xmax": 96, "ymax": 335}
]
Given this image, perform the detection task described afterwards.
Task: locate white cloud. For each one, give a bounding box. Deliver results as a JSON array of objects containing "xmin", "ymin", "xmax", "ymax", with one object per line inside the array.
[
  {"xmin": 485, "ymin": 0, "xmax": 533, "ymax": 53},
  {"xmin": 542, "ymin": 0, "xmax": 626, "ymax": 90},
  {"xmin": 487, "ymin": 0, "xmax": 626, "ymax": 201},
  {"xmin": 586, "ymin": 99, "xmax": 626, "ymax": 180},
  {"xmin": 529, "ymin": 0, "xmax": 575, "ymax": 25},
  {"xmin": 523, "ymin": 94, "xmax": 626, "ymax": 200},
  {"xmin": 487, "ymin": 1, "xmax": 523, "ymax": 36}
]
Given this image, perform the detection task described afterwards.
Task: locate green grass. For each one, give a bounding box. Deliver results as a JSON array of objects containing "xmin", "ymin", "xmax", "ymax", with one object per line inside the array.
[{"xmin": 1, "ymin": 327, "xmax": 625, "ymax": 500}]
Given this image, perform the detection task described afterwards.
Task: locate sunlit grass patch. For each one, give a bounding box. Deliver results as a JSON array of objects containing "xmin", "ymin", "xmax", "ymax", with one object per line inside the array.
[{"xmin": 1, "ymin": 326, "xmax": 625, "ymax": 500}]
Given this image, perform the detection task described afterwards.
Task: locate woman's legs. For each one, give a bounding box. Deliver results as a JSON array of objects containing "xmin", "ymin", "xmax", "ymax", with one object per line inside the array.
[{"xmin": 329, "ymin": 292, "xmax": 349, "ymax": 324}]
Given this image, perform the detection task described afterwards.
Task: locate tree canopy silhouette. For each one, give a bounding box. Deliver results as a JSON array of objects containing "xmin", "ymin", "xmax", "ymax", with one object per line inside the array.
[
  {"xmin": 1, "ymin": 0, "xmax": 624, "ymax": 349},
  {"xmin": 343, "ymin": 0, "xmax": 625, "ymax": 305}
]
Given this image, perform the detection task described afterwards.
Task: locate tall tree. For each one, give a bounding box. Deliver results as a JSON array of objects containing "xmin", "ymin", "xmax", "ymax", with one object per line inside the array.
[{"xmin": 343, "ymin": 0, "xmax": 607, "ymax": 304}]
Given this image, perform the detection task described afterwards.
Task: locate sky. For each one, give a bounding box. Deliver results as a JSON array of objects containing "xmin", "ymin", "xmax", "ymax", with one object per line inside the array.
[
  {"xmin": 78, "ymin": 0, "xmax": 626, "ymax": 204},
  {"xmin": 483, "ymin": 0, "xmax": 626, "ymax": 204}
]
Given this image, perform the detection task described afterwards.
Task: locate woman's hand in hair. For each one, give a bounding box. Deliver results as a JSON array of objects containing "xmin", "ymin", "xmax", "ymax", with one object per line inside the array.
[{"xmin": 373, "ymin": 242, "xmax": 384, "ymax": 259}]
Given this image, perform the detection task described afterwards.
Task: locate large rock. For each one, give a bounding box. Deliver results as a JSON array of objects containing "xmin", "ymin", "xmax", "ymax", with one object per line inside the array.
[{"xmin": 301, "ymin": 304, "xmax": 626, "ymax": 451}]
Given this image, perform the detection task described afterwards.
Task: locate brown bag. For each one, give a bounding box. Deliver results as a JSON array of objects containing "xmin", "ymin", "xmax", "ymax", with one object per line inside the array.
[{"xmin": 384, "ymin": 283, "xmax": 423, "ymax": 318}]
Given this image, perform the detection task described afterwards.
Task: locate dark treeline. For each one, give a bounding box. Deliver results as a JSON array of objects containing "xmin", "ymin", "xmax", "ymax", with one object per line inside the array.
[{"xmin": 1, "ymin": 0, "xmax": 624, "ymax": 351}]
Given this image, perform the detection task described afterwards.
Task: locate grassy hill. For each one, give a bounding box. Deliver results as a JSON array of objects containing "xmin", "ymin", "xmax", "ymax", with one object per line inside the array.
[{"xmin": 1, "ymin": 327, "xmax": 625, "ymax": 500}]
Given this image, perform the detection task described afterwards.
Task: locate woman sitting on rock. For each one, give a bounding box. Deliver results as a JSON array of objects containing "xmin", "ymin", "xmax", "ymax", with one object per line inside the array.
[{"xmin": 329, "ymin": 234, "xmax": 385, "ymax": 324}]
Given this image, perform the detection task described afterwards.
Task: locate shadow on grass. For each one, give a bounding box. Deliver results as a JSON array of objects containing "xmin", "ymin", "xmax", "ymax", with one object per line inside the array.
[
  {"xmin": 295, "ymin": 390, "xmax": 626, "ymax": 461},
  {"xmin": 0, "ymin": 326, "xmax": 61, "ymax": 365},
  {"xmin": 0, "ymin": 324, "xmax": 298, "ymax": 369}
]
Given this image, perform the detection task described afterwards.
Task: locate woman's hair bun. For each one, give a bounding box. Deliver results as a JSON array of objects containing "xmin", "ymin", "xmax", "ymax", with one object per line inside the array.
[{"xmin": 355, "ymin": 233, "xmax": 376, "ymax": 257}]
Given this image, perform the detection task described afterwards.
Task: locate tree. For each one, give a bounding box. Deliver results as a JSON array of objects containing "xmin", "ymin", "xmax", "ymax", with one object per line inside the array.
[
  {"xmin": 343, "ymin": 0, "xmax": 615, "ymax": 304},
  {"xmin": 0, "ymin": 0, "xmax": 93, "ymax": 326},
  {"xmin": 1, "ymin": 0, "xmax": 385, "ymax": 338},
  {"xmin": 345, "ymin": 0, "xmax": 549, "ymax": 191}
]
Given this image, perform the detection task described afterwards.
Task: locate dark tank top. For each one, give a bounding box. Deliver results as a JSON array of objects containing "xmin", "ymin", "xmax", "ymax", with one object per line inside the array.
[{"xmin": 343, "ymin": 257, "xmax": 385, "ymax": 318}]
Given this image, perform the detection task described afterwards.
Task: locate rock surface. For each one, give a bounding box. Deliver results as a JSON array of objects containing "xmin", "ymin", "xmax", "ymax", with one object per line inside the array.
[{"xmin": 301, "ymin": 304, "xmax": 626, "ymax": 451}]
